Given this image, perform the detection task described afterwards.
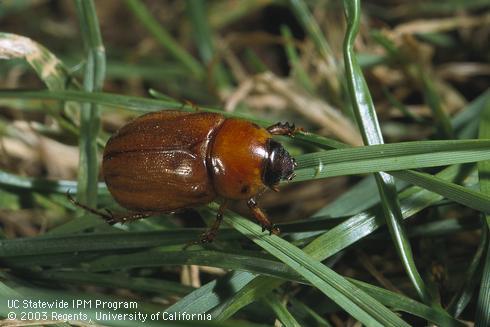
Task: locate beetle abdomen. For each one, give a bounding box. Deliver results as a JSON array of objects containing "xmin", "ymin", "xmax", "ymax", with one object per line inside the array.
[{"xmin": 102, "ymin": 111, "xmax": 225, "ymax": 212}]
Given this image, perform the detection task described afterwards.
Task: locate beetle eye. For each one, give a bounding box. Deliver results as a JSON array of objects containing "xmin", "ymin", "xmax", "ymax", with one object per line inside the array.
[{"xmin": 262, "ymin": 139, "xmax": 296, "ymax": 188}]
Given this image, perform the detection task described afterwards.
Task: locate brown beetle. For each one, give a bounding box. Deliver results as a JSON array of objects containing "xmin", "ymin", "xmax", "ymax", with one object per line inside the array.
[{"xmin": 73, "ymin": 110, "xmax": 297, "ymax": 242}]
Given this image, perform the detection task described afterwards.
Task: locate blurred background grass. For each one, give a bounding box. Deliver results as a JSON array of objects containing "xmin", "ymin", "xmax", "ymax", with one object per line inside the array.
[{"xmin": 0, "ymin": 0, "xmax": 489, "ymax": 326}]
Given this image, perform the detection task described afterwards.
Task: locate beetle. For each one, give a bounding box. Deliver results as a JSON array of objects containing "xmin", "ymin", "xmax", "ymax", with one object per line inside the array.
[{"xmin": 71, "ymin": 110, "xmax": 298, "ymax": 242}]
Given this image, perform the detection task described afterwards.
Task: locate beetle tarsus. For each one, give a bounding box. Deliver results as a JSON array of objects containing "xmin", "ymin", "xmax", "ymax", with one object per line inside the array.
[
  {"xmin": 260, "ymin": 222, "xmax": 280, "ymax": 235},
  {"xmin": 200, "ymin": 225, "xmax": 218, "ymax": 243},
  {"xmin": 270, "ymin": 185, "xmax": 280, "ymax": 192},
  {"xmin": 266, "ymin": 122, "xmax": 302, "ymax": 137},
  {"xmin": 270, "ymin": 224, "xmax": 280, "ymax": 235},
  {"xmin": 200, "ymin": 230, "xmax": 217, "ymax": 243}
]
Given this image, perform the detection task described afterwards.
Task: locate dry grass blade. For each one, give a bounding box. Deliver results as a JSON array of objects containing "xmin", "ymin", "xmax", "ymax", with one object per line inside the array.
[{"xmin": 248, "ymin": 72, "xmax": 362, "ymax": 145}]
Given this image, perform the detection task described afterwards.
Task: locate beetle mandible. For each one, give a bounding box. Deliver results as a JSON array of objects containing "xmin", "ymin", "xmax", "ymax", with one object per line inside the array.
[{"xmin": 74, "ymin": 110, "xmax": 298, "ymax": 242}]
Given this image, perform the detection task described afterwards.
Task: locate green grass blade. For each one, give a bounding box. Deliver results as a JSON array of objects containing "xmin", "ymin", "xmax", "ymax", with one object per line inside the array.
[
  {"xmin": 0, "ymin": 89, "xmax": 182, "ymax": 111},
  {"xmin": 294, "ymin": 139, "xmax": 490, "ymax": 181},
  {"xmin": 476, "ymin": 239, "xmax": 490, "ymax": 327},
  {"xmin": 311, "ymin": 175, "xmax": 381, "ymax": 218},
  {"xmin": 224, "ymin": 213, "xmax": 410, "ymax": 327},
  {"xmin": 476, "ymin": 96, "xmax": 490, "ymax": 326},
  {"xmin": 348, "ymin": 279, "xmax": 464, "ymax": 327},
  {"xmin": 447, "ymin": 225, "xmax": 487, "ymax": 317},
  {"xmin": 186, "ymin": 0, "xmax": 213, "ymax": 64},
  {"xmin": 0, "ymin": 280, "xmax": 20, "ymax": 297},
  {"xmin": 186, "ymin": 0, "xmax": 229, "ymax": 89},
  {"xmin": 211, "ymin": 240, "xmax": 459, "ymax": 324},
  {"xmin": 0, "ymin": 230, "xmax": 235, "ymax": 257},
  {"xmin": 343, "ymin": 0, "xmax": 431, "ymax": 304},
  {"xmin": 124, "ymin": 0, "xmax": 204, "ymax": 79},
  {"xmin": 420, "ymin": 71, "xmax": 454, "ymax": 138},
  {"xmin": 0, "ymin": 169, "xmax": 106, "ymax": 193},
  {"xmin": 288, "ymin": 0, "xmax": 333, "ymax": 61},
  {"xmin": 306, "ymin": 165, "xmax": 463, "ymax": 259},
  {"xmin": 165, "ymin": 271, "xmax": 257, "ymax": 316},
  {"xmin": 75, "ymin": 0, "xmax": 106, "ymax": 208},
  {"xmin": 86, "ymin": 250, "xmax": 294, "ymax": 277},
  {"xmin": 288, "ymin": 0, "xmax": 341, "ymax": 105},
  {"xmin": 281, "ymin": 25, "xmax": 314, "ymax": 93},
  {"xmin": 35, "ymin": 271, "xmax": 193, "ymax": 296},
  {"xmin": 262, "ymin": 294, "xmax": 302, "ymax": 327},
  {"xmin": 391, "ymin": 169, "xmax": 490, "ymax": 213},
  {"xmin": 210, "ymin": 274, "xmax": 277, "ymax": 320},
  {"xmin": 453, "ymin": 90, "xmax": 490, "ymax": 138},
  {"xmin": 288, "ymin": 298, "xmax": 333, "ymax": 327}
]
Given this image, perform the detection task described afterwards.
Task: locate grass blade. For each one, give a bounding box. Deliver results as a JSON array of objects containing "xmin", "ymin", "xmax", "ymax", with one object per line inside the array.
[
  {"xmin": 294, "ymin": 139, "xmax": 490, "ymax": 181},
  {"xmin": 391, "ymin": 169, "xmax": 490, "ymax": 213},
  {"xmin": 35, "ymin": 271, "xmax": 193, "ymax": 296},
  {"xmin": 186, "ymin": 0, "xmax": 229, "ymax": 89},
  {"xmin": 262, "ymin": 294, "xmax": 302, "ymax": 327},
  {"xmin": 0, "ymin": 32, "xmax": 70, "ymax": 90},
  {"xmin": 165, "ymin": 271, "xmax": 257, "ymax": 316},
  {"xmin": 447, "ymin": 225, "xmax": 487, "ymax": 317},
  {"xmin": 224, "ymin": 213, "xmax": 410, "ymax": 327},
  {"xmin": 476, "ymin": 96, "xmax": 490, "ymax": 326},
  {"xmin": 288, "ymin": 0, "xmax": 333, "ymax": 63},
  {"xmin": 343, "ymin": 0, "xmax": 431, "ymax": 304},
  {"xmin": 0, "ymin": 230, "xmax": 233, "ymax": 257},
  {"xmin": 75, "ymin": 0, "xmax": 106, "ymax": 207},
  {"xmin": 0, "ymin": 169, "xmax": 107, "ymax": 194},
  {"xmin": 124, "ymin": 0, "xmax": 204, "ymax": 79}
]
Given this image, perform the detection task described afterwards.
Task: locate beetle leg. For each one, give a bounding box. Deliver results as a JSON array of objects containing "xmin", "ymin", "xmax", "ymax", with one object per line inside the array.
[
  {"xmin": 247, "ymin": 198, "xmax": 280, "ymax": 235},
  {"xmin": 200, "ymin": 201, "xmax": 228, "ymax": 243},
  {"xmin": 67, "ymin": 190, "xmax": 151, "ymax": 225},
  {"xmin": 67, "ymin": 190, "xmax": 113, "ymax": 220},
  {"xmin": 180, "ymin": 99, "xmax": 200, "ymax": 112},
  {"xmin": 266, "ymin": 122, "xmax": 303, "ymax": 137},
  {"xmin": 105, "ymin": 212, "xmax": 152, "ymax": 225}
]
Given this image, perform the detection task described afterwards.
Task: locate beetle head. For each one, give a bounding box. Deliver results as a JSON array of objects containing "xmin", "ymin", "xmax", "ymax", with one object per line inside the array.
[{"xmin": 263, "ymin": 139, "xmax": 296, "ymax": 190}]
